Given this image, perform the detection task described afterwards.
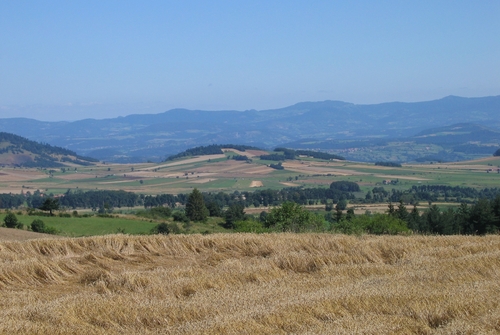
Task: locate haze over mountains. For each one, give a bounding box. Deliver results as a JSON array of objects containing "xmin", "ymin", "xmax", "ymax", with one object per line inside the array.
[{"xmin": 1, "ymin": 95, "xmax": 499, "ymax": 163}]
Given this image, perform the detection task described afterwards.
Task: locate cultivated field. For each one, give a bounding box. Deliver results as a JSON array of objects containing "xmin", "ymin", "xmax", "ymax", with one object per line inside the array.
[
  {"xmin": 1, "ymin": 153, "xmax": 500, "ymax": 196},
  {"xmin": 1, "ymin": 233, "xmax": 499, "ymax": 334}
]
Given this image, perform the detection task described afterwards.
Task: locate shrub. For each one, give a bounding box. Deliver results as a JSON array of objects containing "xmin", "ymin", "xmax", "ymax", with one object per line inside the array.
[
  {"xmin": 172, "ymin": 211, "xmax": 189, "ymax": 223},
  {"xmin": 3, "ymin": 212, "xmax": 18, "ymax": 228},
  {"xmin": 233, "ymin": 219, "xmax": 268, "ymax": 233},
  {"xmin": 43, "ymin": 226, "xmax": 59, "ymax": 235},
  {"xmin": 136, "ymin": 206, "xmax": 172, "ymax": 220},
  {"xmin": 151, "ymin": 222, "xmax": 170, "ymax": 235},
  {"xmin": 31, "ymin": 219, "xmax": 46, "ymax": 232},
  {"xmin": 343, "ymin": 214, "xmax": 410, "ymax": 235}
]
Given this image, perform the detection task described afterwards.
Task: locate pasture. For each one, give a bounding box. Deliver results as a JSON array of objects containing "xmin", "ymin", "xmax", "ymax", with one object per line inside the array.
[
  {"xmin": 0, "ymin": 212, "xmax": 227, "ymax": 237},
  {"xmin": 0, "ymin": 233, "xmax": 499, "ymax": 334}
]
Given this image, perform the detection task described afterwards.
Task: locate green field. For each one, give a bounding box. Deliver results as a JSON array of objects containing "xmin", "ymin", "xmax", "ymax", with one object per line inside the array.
[{"xmin": 0, "ymin": 212, "xmax": 227, "ymax": 237}]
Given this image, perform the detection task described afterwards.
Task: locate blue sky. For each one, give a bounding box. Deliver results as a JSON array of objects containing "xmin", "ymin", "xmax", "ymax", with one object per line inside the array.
[{"xmin": 1, "ymin": 1, "xmax": 499, "ymax": 121}]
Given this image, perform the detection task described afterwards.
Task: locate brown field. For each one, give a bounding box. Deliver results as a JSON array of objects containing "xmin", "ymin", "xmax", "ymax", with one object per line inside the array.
[
  {"xmin": 250, "ymin": 180, "xmax": 264, "ymax": 187},
  {"xmin": 280, "ymin": 182, "xmax": 300, "ymax": 187},
  {"xmin": 221, "ymin": 148, "xmax": 269, "ymax": 157},
  {"xmin": 282, "ymin": 161, "xmax": 359, "ymax": 176},
  {"xmin": 374, "ymin": 174, "xmax": 430, "ymax": 181},
  {"xmin": 0, "ymin": 227, "xmax": 62, "ymax": 241},
  {"xmin": 1, "ymin": 233, "xmax": 499, "ymax": 334},
  {"xmin": 0, "ymin": 169, "xmax": 47, "ymax": 181},
  {"xmin": 188, "ymin": 178, "xmax": 218, "ymax": 184},
  {"xmin": 143, "ymin": 154, "xmax": 226, "ymax": 170}
]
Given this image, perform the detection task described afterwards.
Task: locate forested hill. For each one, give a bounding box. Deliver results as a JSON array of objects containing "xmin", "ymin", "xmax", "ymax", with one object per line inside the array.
[{"xmin": 0, "ymin": 132, "xmax": 98, "ymax": 168}]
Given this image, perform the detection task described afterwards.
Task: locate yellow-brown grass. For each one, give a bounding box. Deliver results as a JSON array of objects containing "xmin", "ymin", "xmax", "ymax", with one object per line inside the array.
[{"xmin": 1, "ymin": 233, "xmax": 499, "ymax": 334}]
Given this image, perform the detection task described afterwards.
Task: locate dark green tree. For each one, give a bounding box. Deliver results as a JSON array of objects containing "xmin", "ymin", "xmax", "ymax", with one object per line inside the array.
[
  {"xmin": 493, "ymin": 148, "xmax": 500, "ymax": 157},
  {"xmin": 39, "ymin": 198, "xmax": 59, "ymax": 216},
  {"xmin": 396, "ymin": 200, "xmax": 409, "ymax": 222},
  {"xmin": 426, "ymin": 205, "xmax": 442, "ymax": 234},
  {"xmin": 387, "ymin": 202, "xmax": 396, "ymax": 217},
  {"xmin": 185, "ymin": 188, "xmax": 208, "ymax": 222},
  {"xmin": 440, "ymin": 207, "xmax": 457, "ymax": 235},
  {"xmin": 469, "ymin": 198, "xmax": 495, "ymax": 234},
  {"xmin": 456, "ymin": 203, "xmax": 472, "ymax": 234},
  {"xmin": 3, "ymin": 212, "xmax": 18, "ymax": 228},
  {"xmin": 223, "ymin": 203, "xmax": 245, "ymax": 229},
  {"xmin": 491, "ymin": 195, "xmax": 500, "ymax": 231},
  {"xmin": 206, "ymin": 201, "xmax": 222, "ymax": 217},
  {"xmin": 407, "ymin": 204, "xmax": 421, "ymax": 231}
]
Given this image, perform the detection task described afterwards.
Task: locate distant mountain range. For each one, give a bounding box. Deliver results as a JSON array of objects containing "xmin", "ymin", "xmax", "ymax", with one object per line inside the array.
[{"xmin": 0, "ymin": 95, "xmax": 499, "ymax": 163}]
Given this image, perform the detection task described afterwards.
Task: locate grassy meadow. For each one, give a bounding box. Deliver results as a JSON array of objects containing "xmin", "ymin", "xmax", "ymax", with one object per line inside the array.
[
  {"xmin": 0, "ymin": 233, "xmax": 499, "ymax": 334},
  {"xmin": 0, "ymin": 212, "xmax": 227, "ymax": 237}
]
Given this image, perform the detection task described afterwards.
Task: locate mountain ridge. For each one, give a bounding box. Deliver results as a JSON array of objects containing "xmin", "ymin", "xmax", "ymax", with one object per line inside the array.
[{"xmin": 0, "ymin": 95, "xmax": 499, "ymax": 163}]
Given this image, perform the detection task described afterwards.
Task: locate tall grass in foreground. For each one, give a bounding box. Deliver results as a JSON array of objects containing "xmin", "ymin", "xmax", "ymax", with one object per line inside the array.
[{"xmin": 1, "ymin": 233, "xmax": 500, "ymax": 334}]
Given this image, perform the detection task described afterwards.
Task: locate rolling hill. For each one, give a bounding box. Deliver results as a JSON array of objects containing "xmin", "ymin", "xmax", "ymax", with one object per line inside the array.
[{"xmin": 0, "ymin": 132, "xmax": 98, "ymax": 168}]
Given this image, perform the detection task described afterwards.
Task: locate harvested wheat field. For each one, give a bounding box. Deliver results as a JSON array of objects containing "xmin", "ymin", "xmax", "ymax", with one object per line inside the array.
[{"xmin": 1, "ymin": 234, "xmax": 500, "ymax": 334}]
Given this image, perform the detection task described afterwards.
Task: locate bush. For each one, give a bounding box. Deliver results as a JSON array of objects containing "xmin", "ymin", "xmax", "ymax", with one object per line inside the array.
[
  {"xmin": 31, "ymin": 219, "xmax": 46, "ymax": 232},
  {"xmin": 172, "ymin": 211, "xmax": 190, "ymax": 223},
  {"xmin": 494, "ymin": 148, "xmax": 500, "ymax": 157},
  {"xmin": 167, "ymin": 223, "xmax": 181, "ymax": 234},
  {"xmin": 151, "ymin": 222, "xmax": 170, "ymax": 235},
  {"xmin": 341, "ymin": 214, "xmax": 410, "ymax": 235},
  {"xmin": 3, "ymin": 212, "xmax": 18, "ymax": 228},
  {"xmin": 136, "ymin": 206, "xmax": 172, "ymax": 220},
  {"xmin": 233, "ymin": 219, "xmax": 269, "ymax": 233},
  {"xmin": 43, "ymin": 226, "xmax": 59, "ymax": 235},
  {"xmin": 30, "ymin": 219, "xmax": 59, "ymax": 234}
]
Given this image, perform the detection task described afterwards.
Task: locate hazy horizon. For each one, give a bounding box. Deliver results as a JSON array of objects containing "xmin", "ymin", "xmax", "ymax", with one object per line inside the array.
[
  {"xmin": 1, "ymin": 94, "xmax": 500, "ymax": 123},
  {"xmin": 1, "ymin": 1, "xmax": 499, "ymax": 121}
]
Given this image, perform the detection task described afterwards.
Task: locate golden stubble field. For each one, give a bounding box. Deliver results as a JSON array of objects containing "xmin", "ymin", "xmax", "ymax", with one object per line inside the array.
[{"xmin": 1, "ymin": 233, "xmax": 499, "ymax": 334}]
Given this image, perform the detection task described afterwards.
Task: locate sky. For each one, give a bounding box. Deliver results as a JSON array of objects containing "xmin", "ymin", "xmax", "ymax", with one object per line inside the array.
[{"xmin": 1, "ymin": 1, "xmax": 499, "ymax": 121}]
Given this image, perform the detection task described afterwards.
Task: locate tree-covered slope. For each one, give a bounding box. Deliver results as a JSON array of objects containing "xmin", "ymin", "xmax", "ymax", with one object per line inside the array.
[{"xmin": 0, "ymin": 132, "xmax": 98, "ymax": 168}]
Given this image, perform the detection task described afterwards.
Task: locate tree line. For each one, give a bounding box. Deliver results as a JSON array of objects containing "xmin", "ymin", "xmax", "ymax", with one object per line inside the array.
[{"xmin": 3, "ymin": 182, "xmax": 500, "ymax": 212}]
